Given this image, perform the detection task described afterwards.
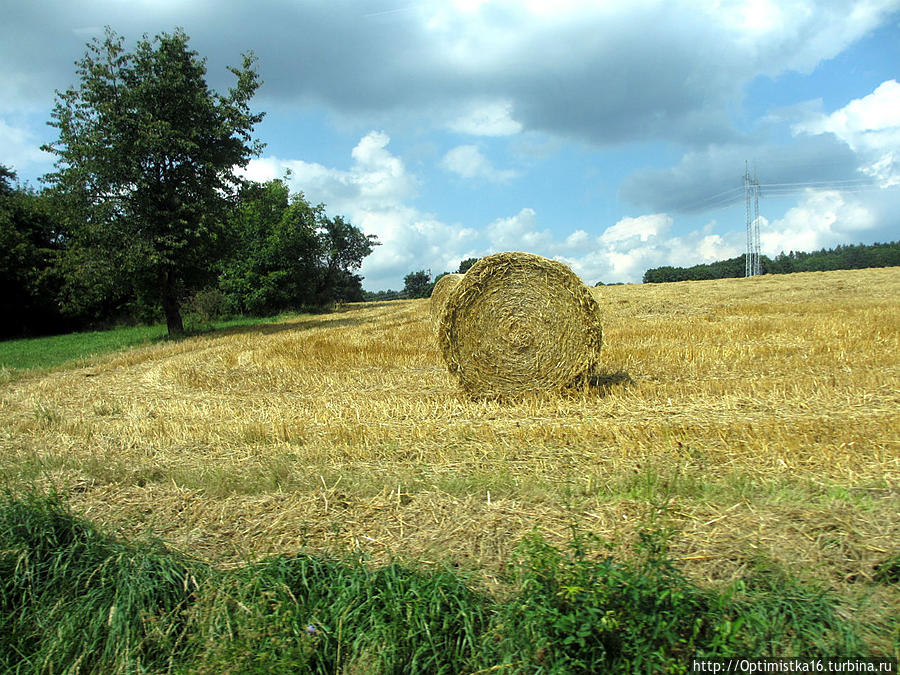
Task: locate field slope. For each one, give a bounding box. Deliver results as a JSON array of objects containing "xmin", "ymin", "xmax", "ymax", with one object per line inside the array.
[{"xmin": 2, "ymin": 269, "xmax": 898, "ymax": 620}]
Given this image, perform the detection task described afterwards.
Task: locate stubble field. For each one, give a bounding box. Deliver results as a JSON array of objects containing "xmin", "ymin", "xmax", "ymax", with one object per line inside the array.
[{"xmin": 1, "ymin": 268, "xmax": 898, "ymax": 614}]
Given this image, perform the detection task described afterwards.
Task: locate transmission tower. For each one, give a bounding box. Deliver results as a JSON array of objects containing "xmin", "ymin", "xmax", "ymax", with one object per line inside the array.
[{"xmin": 744, "ymin": 162, "xmax": 761, "ymax": 277}]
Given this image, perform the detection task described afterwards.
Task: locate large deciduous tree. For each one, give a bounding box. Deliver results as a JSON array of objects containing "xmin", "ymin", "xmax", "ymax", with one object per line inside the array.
[{"xmin": 42, "ymin": 27, "xmax": 264, "ymax": 336}]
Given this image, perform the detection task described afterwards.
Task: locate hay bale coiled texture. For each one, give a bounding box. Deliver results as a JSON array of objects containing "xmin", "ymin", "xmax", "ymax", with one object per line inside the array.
[
  {"xmin": 437, "ymin": 251, "xmax": 603, "ymax": 398},
  {"xmin": 429, "ymin": 273, "xmax": 464, "ymax": 325}
]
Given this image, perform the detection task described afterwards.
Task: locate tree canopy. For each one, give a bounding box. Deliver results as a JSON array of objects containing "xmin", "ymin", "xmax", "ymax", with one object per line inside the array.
[
  {"xmin": 0, "ymin": 166, "xmax": 69, "ymax": 337},
  {"xmin": 219, "ymin": 180, "xmax": 377, "ymax": 314},
  {"xmin": 458, "ymin": 257, "xmax": 479, "ymax": 274},
  {"xmin": 0, "ymin": 28, "xmax": 381, "ymax": 340},
  {"xmin": 403, "ymin": 270, "xmax": 432, "ymax": 299},
  {"xmin": 42, "ymin": 27, "xmax": 264, "ymax": 336}
]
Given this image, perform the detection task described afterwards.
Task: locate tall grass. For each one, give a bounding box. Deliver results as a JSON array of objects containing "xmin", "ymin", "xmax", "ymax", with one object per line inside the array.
[
  {"xmin": 0, "ymin": 490, "xmax": 881, "ymax": 674},
  {"xmin": 0, "ymin": 488, "xmax": 197, "ymax": 673}
]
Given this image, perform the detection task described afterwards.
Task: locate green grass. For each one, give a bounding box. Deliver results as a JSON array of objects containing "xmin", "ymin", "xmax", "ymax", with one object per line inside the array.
[
  {"xmin": 0, "ymin": 314, "xmax": 294, "ymax": 373},
  {"xmin": 1, "ymin": 489, "xmax": 889, "ymax": 675},
  {"xmin": 0, "ymin": 324, "xmax": 168, "ymax": 371}
]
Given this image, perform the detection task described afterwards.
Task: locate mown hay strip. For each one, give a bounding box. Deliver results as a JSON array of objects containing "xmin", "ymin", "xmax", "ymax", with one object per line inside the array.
[
  {"xmin": 429, "ymin": 273, "xmax": 464, "ymax": 325},
  {"xmin": 437, "ymin": 251, "xmax": 603, "ymax": 398}
]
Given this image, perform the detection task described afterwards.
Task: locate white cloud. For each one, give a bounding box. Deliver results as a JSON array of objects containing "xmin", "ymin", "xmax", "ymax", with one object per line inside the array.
[
  {"xmin": 243, "ymin": 132, "xmax": 892, "ymax": 290},
  {"xmin": 245, "ymin": 132, "xmax": 480, "ymax": 290},
  {"xmin": 483, "ymin": 208, "xmax": 743, "ymax": 284},
  {"xmin": 599, "ymin": 214, "xmax": 670, "ymax": 244},
  {"xmin": 244, "ymin": 131, "xmax": 417, "ymax": 214},
  {"xmin": 564, "ymin": 217, "xmax": 743, "ymax": 284},
  {"xmin": 446, "ymin": 99, "xmax": 523, "ymax": 136},
  {"xmin": 760, "ymin": 189, "xmax": 876, "ymax": 254},
  {"xmin": 0, "ymin": 118, "xmax": 54, "ymax": 177},
  {"xmin": 440, "ymin": 144, "xmax": 519, "ymax": 183},
  {"xmin": 485, "ymin": 208, "xmax": 553, "ymax": 250},
  {"xmin": 794, "ymin": 80, "xmax": 900, "ymax": 186}
]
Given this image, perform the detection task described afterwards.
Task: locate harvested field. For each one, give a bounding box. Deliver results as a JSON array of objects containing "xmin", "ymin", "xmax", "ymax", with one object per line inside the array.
[{"xmin": 1, "ymin": 267, "xmax": 898, "ymax": 608}]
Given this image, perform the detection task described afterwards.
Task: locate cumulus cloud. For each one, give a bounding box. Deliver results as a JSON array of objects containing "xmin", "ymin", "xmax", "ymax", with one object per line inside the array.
[
  {"xmin": 760, "ymin": 189, "xmax": 877, "ymax": 255},
  {"xmin": 4, "ymin": 1, "xmax": 897, "ymax": 147},
  {"xmin": 245, "ymin": 132, "xmax": 480, "ymax": 290},
  {"xmin": 243, "ymin": 129, "xmax": 897, "ymax": 289},
  {"xmin": 793, "ymin": 79, "xmax": 900, "ymax": 186},
  {"xmin": 485, "ymin": 208, "xmax": 553, "ymax": 250},
  {"xmin": 246, "ymin": 132, "xmax": 754, "ymax": 287},
  {"xmin": 599, "ymin": 214, "xmax": 670, "ymax": 244},
  {"xmin": 482, "ymin": 208, "xmax": 744, "ymax": 284},
  {"xmin": 244, "ymin": 131, "xmax": 416, "ymax": 212},
  {"xmin": 440, "ymin": 144, "xmax": 519, "ymax": 183}
]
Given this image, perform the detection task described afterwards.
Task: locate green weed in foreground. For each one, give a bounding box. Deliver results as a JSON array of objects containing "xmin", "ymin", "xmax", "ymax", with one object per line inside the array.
[
  {"xmin": 0, "ymin": 488, "xmax": 197, "ymax": 674},
  {"xmin": 0, "ymin": 489, "xmax": 883, "ymax": 674}
]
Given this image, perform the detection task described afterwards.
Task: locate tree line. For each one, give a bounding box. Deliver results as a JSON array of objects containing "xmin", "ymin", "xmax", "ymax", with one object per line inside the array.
[
  {"xmin": 362, "ymin": 257, "xmax": 479, "ymax": 301},
  {"xmin": 1, "ymin": 28, "xmax": 376, "ymax": 340},
  {"xmin": 642, "ymin": 241, "xmax": 900, "ymax": 283}
]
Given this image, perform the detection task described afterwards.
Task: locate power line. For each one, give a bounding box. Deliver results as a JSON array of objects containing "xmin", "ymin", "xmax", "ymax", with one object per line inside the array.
[
  {"xmin": 668, "ymin": 173, "xmax": 895, "ymax": 213},
  {"xmin": 757, "ymin": 178, "xmax": 873, "ymax": 188},
  {"xmin": 758, "ymin": 184, "xmax": 892, "ymax": 195},
  {"xmin": 668, "ymin": 186, "xmax": 745, "ymax": 213}
]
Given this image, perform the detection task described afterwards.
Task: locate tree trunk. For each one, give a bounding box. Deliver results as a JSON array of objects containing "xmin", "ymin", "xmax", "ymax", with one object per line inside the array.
[{"xmin": 160, "ymin": 268, "xmax": 184, "ymax": 337}]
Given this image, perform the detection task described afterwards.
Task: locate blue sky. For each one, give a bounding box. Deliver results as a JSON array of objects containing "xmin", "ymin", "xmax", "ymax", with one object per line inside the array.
[{"xmin": 2, "ymin": 1, "xmax": 899, "ymax": 290}]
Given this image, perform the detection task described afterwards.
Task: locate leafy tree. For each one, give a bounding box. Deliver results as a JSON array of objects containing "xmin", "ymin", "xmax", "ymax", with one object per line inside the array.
[
  {"xmin": 0, "ymin": 166, "xmax": 70, "ymax": 337},
  {"xmin": 223, "ymin": 185, "xmax": 320, "ymax": 315},
  {"xmin": 458, "ymin": 257, "xmax": 479, "ymax": 274},
  {"xmin": 218, "ymin": 179, "xmax": 290, "ymax": 314},
  {"xmin": 0, "ymin": 165, "xmax": 15, "ymax": 196},
  {"xmin": 403, "ymin": 270, "xmax": 432, "ymax": 299},
  {"xmin": 42, "ymin": 27, "xmax": 264, "ymax": 336},
  {"xmin": 219, "ymin": 181, "xmax": 377, "ymax": 314},
  {"xmin": 314, "ymin": 214, "xmax": 379, "ymax": 304}
]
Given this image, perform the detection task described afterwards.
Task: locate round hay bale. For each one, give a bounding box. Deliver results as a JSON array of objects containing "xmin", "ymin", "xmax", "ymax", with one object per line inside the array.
[
  {"xmin": 429, "ymin": 273, "xmax": 464, "ymax": 325},
  {"xmin": 437, "ymin": 251, "xmax": 603, "ymax": 398}
]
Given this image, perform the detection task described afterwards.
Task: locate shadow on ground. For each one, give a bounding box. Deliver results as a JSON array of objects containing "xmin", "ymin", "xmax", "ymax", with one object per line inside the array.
[
  {"xmin": 159, "ymin": 303, "xmax": 393, "ymax": 344},
  {"xmin": 584, "ymin": 370, "xmax": 635, "ymax": 395}
]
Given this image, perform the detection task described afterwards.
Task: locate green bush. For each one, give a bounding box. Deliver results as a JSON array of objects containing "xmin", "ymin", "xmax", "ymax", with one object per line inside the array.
[{"xmin": 187, "ymin": 287, "xmax": 229, "ymax": 324}]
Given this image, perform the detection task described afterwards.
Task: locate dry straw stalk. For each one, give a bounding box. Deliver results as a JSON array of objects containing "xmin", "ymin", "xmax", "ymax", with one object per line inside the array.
[{"xmin": 437, "ymin": 251, "xmax": 603, "ymax": 398}]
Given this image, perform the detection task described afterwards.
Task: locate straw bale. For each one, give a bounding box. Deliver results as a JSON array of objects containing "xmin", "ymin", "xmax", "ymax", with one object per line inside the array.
[
  {"xmin": 429, "ymin": 273, "xmax": 464, "ymax": 325},
  {"xmin": 437, "ymin": 251, "xmax": 603, "ymax": 398}
]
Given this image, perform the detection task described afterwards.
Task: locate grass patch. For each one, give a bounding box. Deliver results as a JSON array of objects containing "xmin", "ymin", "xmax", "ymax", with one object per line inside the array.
[
  {"xmin": 1, "ymin": 489, "xmax": 887, "ymax": 674},
  {"xmin": 0, "ymin": 314, "xmax": 295, "ymax": 373},
  {"xmin": 0, "ymin": 324, "xmax": 168, "ymax": 372}
]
